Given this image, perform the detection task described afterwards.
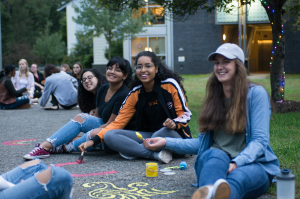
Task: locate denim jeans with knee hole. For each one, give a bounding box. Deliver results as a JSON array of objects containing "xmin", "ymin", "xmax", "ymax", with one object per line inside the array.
[
  {"xmin": 46, "ymin": 113, "xmax": 104, "ymax": 152},
  {"xmin": 0, "ymin": 158, "xmax": 73, "ymax": 199},
  {"xmin": 196, "ymin": 148, "xmax": 270, "ymax": 199}
]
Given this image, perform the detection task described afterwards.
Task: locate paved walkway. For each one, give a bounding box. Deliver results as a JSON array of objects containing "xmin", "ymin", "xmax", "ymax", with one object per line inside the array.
[{"xmin": 0, "ymin": 105, "xmax": 275, "ymax": 198}]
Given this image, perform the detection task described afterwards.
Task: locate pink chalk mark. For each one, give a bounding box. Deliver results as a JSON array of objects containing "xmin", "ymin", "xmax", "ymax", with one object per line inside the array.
[
  {"xmin": 71, "ymin": 171, "xmax": 118, "ymax": 177},
  {"xmin": 53, "ymin": 162, "xmax": 86, "ymax": 167},
  {"xmin": 2, "ymin": 139, "xmax": 37, "ymax": 145}
]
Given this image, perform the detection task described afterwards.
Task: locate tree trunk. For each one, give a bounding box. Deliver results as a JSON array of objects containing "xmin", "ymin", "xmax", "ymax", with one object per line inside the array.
[
  {"xmin": 262, "ymin": 0, "xmax": 285, "ymax": 103},
  {"xmin": 108, "ymin": 38, "xmax": 111, "ymax": 60}
]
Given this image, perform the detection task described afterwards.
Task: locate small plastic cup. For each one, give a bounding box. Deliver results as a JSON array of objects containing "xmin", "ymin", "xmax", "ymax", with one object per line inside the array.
[{"xmin": 146, "ymin": 162, "xmax": 158, "ymax": 177}]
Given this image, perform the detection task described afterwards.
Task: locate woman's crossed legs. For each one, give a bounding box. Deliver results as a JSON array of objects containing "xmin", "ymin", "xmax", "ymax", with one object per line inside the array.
[{"xmin": 194, "ymin": 149, "xmax": 270, "ymax": 199}]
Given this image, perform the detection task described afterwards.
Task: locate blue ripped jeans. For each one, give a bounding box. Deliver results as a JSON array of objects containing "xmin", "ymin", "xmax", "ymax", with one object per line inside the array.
[
  {"xmin": 196, "ymin": 149, "xmax": 271, "ymax": 199},
  {"xmin": 46, "ymin": 113, "xmax": 105, "ymax": 152},
  {"xmin": 0, "ymin": 158, "xmax": 73, "ymax": 199}
]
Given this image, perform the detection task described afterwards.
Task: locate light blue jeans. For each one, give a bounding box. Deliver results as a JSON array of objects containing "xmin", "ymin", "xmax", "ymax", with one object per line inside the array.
[
  {"xmin": 195, "ymin": 149, "xmax": 271, "ymax": 199},
  {"xmin": 46, "ymin": 113, "xmax": 105, "ymax": 152},
  {"xmin": 0, "ymin": 159, "xmax": 73, "ymax": 199}
]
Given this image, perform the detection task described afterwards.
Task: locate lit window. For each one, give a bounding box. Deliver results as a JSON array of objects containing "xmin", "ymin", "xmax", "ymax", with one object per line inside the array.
[
  {"xmin": 133, "ymin": 0, "xmax": 165, "ymax": 25},
  {"xmin": 131, "ymin": 37, "xmax": 166, "ymax": 66}
]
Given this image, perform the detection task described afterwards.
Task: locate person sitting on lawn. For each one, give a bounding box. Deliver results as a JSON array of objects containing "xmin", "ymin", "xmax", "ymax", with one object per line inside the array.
[
  {"xmin": 0, "ymin": 65, "xmax": 30, "ymax": 109},
  {"xmin": 142, "ymin": 43, "xmax": 280, "ymax": 199},
  {"xmin": 23, "ymin": 57, "xmax": 132, "ymax": 159},
  {"xmin": 78, "ymin": 51, "xmax": 192, "ymax": 164},
  {"xmin": 0, "ymin": 158, "xmax": 73, "ymax": 199}
]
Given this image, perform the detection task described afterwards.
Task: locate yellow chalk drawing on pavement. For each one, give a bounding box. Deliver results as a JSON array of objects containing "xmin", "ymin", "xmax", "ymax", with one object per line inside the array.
[{"xmin": 82, "ymin": 182, "xmax": 178, "ymax": 198}]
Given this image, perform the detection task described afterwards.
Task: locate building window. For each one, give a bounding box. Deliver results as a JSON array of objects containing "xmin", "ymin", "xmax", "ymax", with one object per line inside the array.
[
  {"xmin": 131, "ymin": 36, "xmax": 166, "ymax": 66},
  {"xmin": 133, "ymin": 0, "xmax": 165, "ymax": 25}
]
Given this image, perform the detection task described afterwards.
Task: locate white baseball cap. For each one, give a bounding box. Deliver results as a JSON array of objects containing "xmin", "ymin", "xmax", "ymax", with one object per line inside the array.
[{"xmin": 207, "ymin": 43, "xmax": 245, "ymax": 63}]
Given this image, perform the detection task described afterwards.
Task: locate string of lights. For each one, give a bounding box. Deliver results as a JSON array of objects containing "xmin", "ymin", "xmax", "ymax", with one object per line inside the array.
[{"xmin": 261, "ymin": 0, "xmax": 285, "ymax": 102}]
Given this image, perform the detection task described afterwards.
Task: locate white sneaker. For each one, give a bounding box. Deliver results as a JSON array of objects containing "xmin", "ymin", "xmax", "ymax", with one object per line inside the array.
[
  {"xmin": 192, "ymin": 186, "xmax": 213, "ymax": 199},
  {"xmin": 30, "ymin": 98, "xmax": 38, "ymax": 103},
  {"xmin": 157, "ymin": 150, "xmax": 172, "ymax": 164},
  {"xmin": 212, "ymin": 179, "xmax": 230, "ymax": 199}
]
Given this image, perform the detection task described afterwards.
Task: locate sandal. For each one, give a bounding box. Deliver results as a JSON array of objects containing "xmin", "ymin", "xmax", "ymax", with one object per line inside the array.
[{"xmin": 44, "ymin": 105, "xmax": 59, "ymax": 110}]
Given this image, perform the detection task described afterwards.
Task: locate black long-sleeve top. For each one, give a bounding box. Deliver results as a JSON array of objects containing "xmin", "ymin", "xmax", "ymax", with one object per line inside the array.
[{"xmin": 0, "ymin": 76, "xmax": 26, "ymax": 97}]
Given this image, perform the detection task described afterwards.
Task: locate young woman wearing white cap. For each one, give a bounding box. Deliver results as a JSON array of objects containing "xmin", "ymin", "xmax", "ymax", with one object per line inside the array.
[{"xmin": 142, "ymin": 43, "xmax": 280, "ymax": 199}]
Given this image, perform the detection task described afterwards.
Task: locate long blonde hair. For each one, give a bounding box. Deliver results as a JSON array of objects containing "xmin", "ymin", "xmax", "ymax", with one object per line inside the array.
[
  {"xmin": 18, "ymin": 59, "xmax": 30, "ymax": 77},
  {"xmin": 198, "ymin": 59, "xmax": 249, "ymax": 134}
]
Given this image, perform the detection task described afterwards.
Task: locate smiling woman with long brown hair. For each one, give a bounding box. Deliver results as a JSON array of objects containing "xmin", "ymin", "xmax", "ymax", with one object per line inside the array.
[{"xmin": 142, "ymin": 44, "xmax": 280, "ymax": 199}]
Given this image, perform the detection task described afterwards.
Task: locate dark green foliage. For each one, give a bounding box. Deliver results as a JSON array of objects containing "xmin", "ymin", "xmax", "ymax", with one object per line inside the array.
[
  {"xmin": 104, "ymin": 39, "xmax": 123, "ymax": 60},
  {"xmin": 1, "ymin": 0, "xmax": 71, "ymax": 65},
  {"xmin": 62, "ymin": 32, "xmax": 93, "ymax": 69},
  {"xmin": 33, "ymin": 23, "xmax": 66, "ymax": 64},
  {"xmin": 284, "ymin": 0, "xmax": 300, "ymax": 31}
]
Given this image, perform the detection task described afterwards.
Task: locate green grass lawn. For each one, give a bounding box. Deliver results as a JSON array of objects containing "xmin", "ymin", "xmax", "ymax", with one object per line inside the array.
[{"xmin": 182, "ymin": 74, "xmax": 300, "ymax": 198}]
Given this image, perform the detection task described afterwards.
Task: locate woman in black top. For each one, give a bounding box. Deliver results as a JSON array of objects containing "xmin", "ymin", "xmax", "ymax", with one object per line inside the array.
[
  {"xmin": 30, "ymin": 63, "xmax": 45, "ymax": 98},
  {"xmin": 72, "ymin": 62, "xmax": 83, "ymax": 85},
  {"xmin": 0, "ymin": 65, "xmax": 30, "ymax": 109},
  {"xmin": 77, "ymin": 68, "xmax": 107, "ymax": 114},
  {"xmin": 23, "ymin": 57, "xmax": 133, "ymax": 159}
]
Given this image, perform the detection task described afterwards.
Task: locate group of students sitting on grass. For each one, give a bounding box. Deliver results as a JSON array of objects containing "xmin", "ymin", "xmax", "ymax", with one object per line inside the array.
[{"xmin": 1, "ymin": 44, "xmax": 280, "ymax": 199}]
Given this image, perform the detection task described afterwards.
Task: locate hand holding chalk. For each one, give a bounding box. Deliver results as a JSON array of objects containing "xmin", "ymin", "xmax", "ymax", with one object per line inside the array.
[
  {"xmin": 136, "ymin": 132, "xmax": 144, "ymax": 140},
  {"xmin": 164, "ymin": 161, "xmax": 187, "ymax": 170}
]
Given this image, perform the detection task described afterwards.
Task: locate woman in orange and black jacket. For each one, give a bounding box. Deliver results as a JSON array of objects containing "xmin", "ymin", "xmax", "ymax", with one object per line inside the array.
[{"xmin": 79, "ymin": 51, "xmax": 192, "ymax": 164}]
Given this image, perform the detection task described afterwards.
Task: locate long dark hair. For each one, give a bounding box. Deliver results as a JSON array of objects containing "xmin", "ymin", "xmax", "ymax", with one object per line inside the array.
[
  {"xmin": 44, "ymin": 64, "xmax": 60, "ymax": 78},
  {"xmin": 78, "ymin": 69, "xmax": 107, "ymax": 113},
  {"xmin": 198, "ymin": 59, "xmax": 249, "ymax": 134},
  {"xmin": 131, "ymin": 51, "xmax": 187, "ymax": 100},
  {"xmin": 0, "ymin": 65, "xmax": 16, "ymax": 78},
  {"xmin": 106, "ymin": 57, "xmax": 133, "ymax": 87}
]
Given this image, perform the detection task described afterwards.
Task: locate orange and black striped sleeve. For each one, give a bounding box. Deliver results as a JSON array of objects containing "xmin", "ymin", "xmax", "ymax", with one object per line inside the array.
[{"xmin": 161, "ymin": 78, "xmax": 192, "ymax": 129}]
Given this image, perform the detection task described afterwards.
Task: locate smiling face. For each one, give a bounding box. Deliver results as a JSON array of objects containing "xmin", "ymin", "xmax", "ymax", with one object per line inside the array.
[
  {"xmin": 136, "ymin": 56, "xmax": 158, "ymax": 86},
  {"xmin": 106, "ymin": 64, "xmax": 127, "ymax": 84},
  {"xmin": 19, "ymin": 61, "xmax": 28, "ymax": 71},
  {"xmin": 214, "ymin": 54, "xmax": 236, "ymax": 85},
  {"xmin": 82, "ymin": 71, "xmax": 98, "ymax": 93},
  {"xmin": 31, "ymin": 64, "xmax": 38, "ymax": 73},
  {"xmin": 73, "ymin": 64, "xmax": 81, "ymax": 75}
]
